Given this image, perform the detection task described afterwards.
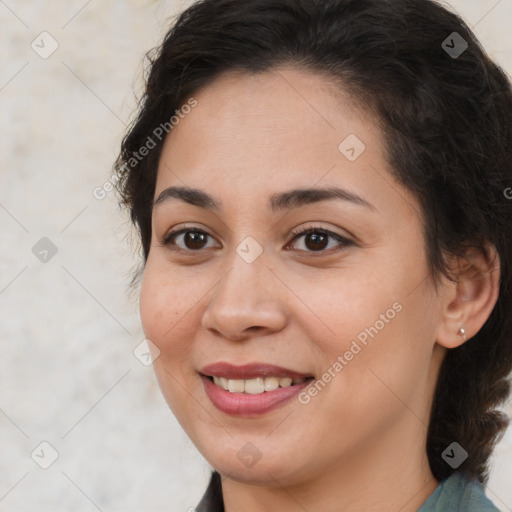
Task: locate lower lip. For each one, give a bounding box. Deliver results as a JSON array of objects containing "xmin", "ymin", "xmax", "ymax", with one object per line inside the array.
[{"xmin": 201, "ymin": 375, "xmax": 311, "ymax": 417}]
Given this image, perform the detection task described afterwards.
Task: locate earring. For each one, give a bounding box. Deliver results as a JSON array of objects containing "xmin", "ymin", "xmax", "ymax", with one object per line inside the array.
[{"xmin": 458, "ymin": 327, "xmax": 467, "ymax": 342}]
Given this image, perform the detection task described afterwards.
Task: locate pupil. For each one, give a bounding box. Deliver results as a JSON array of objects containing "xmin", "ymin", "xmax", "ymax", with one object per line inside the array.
[
  {"xmin": 186, "ymin": 232, "xmax": 206, "ymax": 250},
  {"xmin": 306, "ymin": 232, "xmax": 327, "ymax": 251}
]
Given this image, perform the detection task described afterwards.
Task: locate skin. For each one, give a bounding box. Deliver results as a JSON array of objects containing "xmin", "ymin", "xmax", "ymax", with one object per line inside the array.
[{"xmin": 139, "ymin": 66, "xmax": 500, "ymax": 512}]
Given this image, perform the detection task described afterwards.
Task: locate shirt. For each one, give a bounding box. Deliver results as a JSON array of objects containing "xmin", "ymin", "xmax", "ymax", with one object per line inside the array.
[
  {"xmin": 418, "ymin": 472, "xmax": 499, "ymax": 511},
  {"xmin": 195, "ymin": 470, "xmax": 500, "ymax": 511}
]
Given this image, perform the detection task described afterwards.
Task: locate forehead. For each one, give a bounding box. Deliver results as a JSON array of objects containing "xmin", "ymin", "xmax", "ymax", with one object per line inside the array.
[
  {"xmin": 154, "ymin": 66, "xmax": 417, "ymax": 222},
  {"xmin": 158, "ymin": 68, "xmax": 373, "ymax": 175}
]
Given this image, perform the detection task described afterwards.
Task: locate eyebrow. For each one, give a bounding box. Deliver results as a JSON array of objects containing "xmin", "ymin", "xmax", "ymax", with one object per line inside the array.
[{"xmin": 153, "ymin": 185, "xmax": 376, "ymax": 213}]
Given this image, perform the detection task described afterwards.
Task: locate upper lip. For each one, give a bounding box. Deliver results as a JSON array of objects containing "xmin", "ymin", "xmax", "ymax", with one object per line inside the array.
[{"xmin": 200, "ymin": 362, "xmax": 312, "ymax": 380}]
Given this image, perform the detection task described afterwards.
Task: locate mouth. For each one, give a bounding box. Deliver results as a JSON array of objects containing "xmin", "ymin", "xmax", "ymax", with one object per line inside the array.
[{"xmin": 199, "ymin": 362, "xmax": 315, "ymax": 416}]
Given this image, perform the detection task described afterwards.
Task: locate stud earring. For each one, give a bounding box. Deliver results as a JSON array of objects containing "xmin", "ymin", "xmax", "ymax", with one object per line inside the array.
[{"xmin": 458, "ymin": 327, "xmax": 467, "ymax": 342}]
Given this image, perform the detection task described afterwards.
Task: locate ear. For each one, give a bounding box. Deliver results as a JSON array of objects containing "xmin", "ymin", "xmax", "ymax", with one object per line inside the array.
[{"xmin": 435, "ymin": 242, "xmax": 500, "ymax": 349}]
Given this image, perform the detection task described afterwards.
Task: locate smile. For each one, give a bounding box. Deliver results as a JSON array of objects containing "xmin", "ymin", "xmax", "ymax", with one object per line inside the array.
[
  {"xmin": 211, "ymin": 375, "xmax": 309, "ymax": 394},
  {"xmin": 199, "ymin": 362, "xmax": 314, "ymax": 416}
]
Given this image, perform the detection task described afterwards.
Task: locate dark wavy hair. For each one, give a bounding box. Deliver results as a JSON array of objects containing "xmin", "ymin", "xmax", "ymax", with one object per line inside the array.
[{"xmin": 114, "ymin": 0, "xmax": 512, "ymax": 484}]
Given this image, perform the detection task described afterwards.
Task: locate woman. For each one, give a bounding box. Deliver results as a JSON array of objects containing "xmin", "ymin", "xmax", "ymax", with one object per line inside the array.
[{"xmin": 114, "ymin": 0, "xmax": 512, "ymax": 510}]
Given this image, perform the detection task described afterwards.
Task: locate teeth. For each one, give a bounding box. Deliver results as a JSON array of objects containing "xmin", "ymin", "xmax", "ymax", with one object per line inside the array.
[
  {"xmin": 264, "ymin": 376, "xmax": 280, "ymax": 391},
  {"xmin": 280, "ymin": 377, "xmax": 292, "ymax": 387},
  {"xmin": 244, "ymin": 377, "xmax": 265, "ymax": 394},
  {"xmin": 212, "ymin": 375, "xmax": 306, "ymax": 394},
  {"xmin": 227, "ymin": 379, "xmax": 245, "ymax": 393}
]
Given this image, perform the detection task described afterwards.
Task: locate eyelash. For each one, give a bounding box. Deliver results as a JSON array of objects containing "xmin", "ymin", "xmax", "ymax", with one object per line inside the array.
[{"xmin": 161, "ymin": 225, "xmax": 354, "ymax": 255}]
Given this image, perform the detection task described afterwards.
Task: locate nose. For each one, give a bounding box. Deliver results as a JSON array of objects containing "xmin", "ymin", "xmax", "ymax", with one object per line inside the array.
[{"xmin": 200, "ymin": 249, "xmax": 288, "ymax": 341}]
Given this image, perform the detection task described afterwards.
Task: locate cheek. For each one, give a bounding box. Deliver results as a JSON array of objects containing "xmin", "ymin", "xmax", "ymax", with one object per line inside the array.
[
  {"xmin": 139, "ymin": 271, "xmax": 166, "ymax": 344},
  {"xmin": 298, "ymin": 262, "xmax": 404, "ymax": 357},
  {"xmin": 139, "ymin": 263, "xmax": 196, "ymax": 361},
  {"xmin": 304, "ymin": 252, "xmax": 437, "ymax": 408},
  {"xmin": 321, "ymin": 290, "xmax": 437, "ymax": 422},
  {"xmin": 139, "ymin": 264, "xmax": 201, "ymax": 416}
]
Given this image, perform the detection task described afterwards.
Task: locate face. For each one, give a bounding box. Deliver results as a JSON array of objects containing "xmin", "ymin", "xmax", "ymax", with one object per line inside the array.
[{"xmin": 140, "ymin": 67, "xmax": 445, "ymax": 486}]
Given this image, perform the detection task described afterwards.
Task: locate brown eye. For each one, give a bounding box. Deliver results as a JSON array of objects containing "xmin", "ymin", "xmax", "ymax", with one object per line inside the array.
[
  {"xmin": 163, "ymin": 229, "xmax": 216, "ymax": 251},
  {"xmin": 303, "ymin": 232, "xmax": 329, "ymax": 251},
  {"xmin": 288, "ymin": 227, "xmax": 353, "ymax": 254},
  {"xmin": 183, "ymin": 231, "xmax": 209, "ymax": 250}
]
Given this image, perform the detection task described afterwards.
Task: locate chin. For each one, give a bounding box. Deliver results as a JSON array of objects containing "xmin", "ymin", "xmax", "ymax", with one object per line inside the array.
[{"xmin": 199, "ymin": 440, "xmax": 311, "ymax": 486}]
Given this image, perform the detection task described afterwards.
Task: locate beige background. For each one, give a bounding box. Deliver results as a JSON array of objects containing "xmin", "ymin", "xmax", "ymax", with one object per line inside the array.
[{"xmin": 1, "ymin": 0, "xmax": 511, "ymax": 510}]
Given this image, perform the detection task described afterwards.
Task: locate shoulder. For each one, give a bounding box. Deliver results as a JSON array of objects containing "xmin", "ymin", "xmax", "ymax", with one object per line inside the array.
[{"xmin": 418, "ymin": 473, "xmax": 500, "ymax": 512}]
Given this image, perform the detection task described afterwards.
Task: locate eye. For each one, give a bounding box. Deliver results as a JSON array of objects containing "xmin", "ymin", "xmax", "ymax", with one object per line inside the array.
[
  {"xmin": 160, "ymin": 224, "xmax": 354, "ymax": 255},
  {"xmin": 287, "ymin": 226, "xmax": 353, "ymax": 254},
  {"xmin": 161, "ymin": 226, "xmax": 218, "ymax": 252}
]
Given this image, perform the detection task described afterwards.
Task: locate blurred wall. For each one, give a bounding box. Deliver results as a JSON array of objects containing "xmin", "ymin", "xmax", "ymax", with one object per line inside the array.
[{"xmin": 1, "ymin": 1, "xmax": 511, "ymax": 510}]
